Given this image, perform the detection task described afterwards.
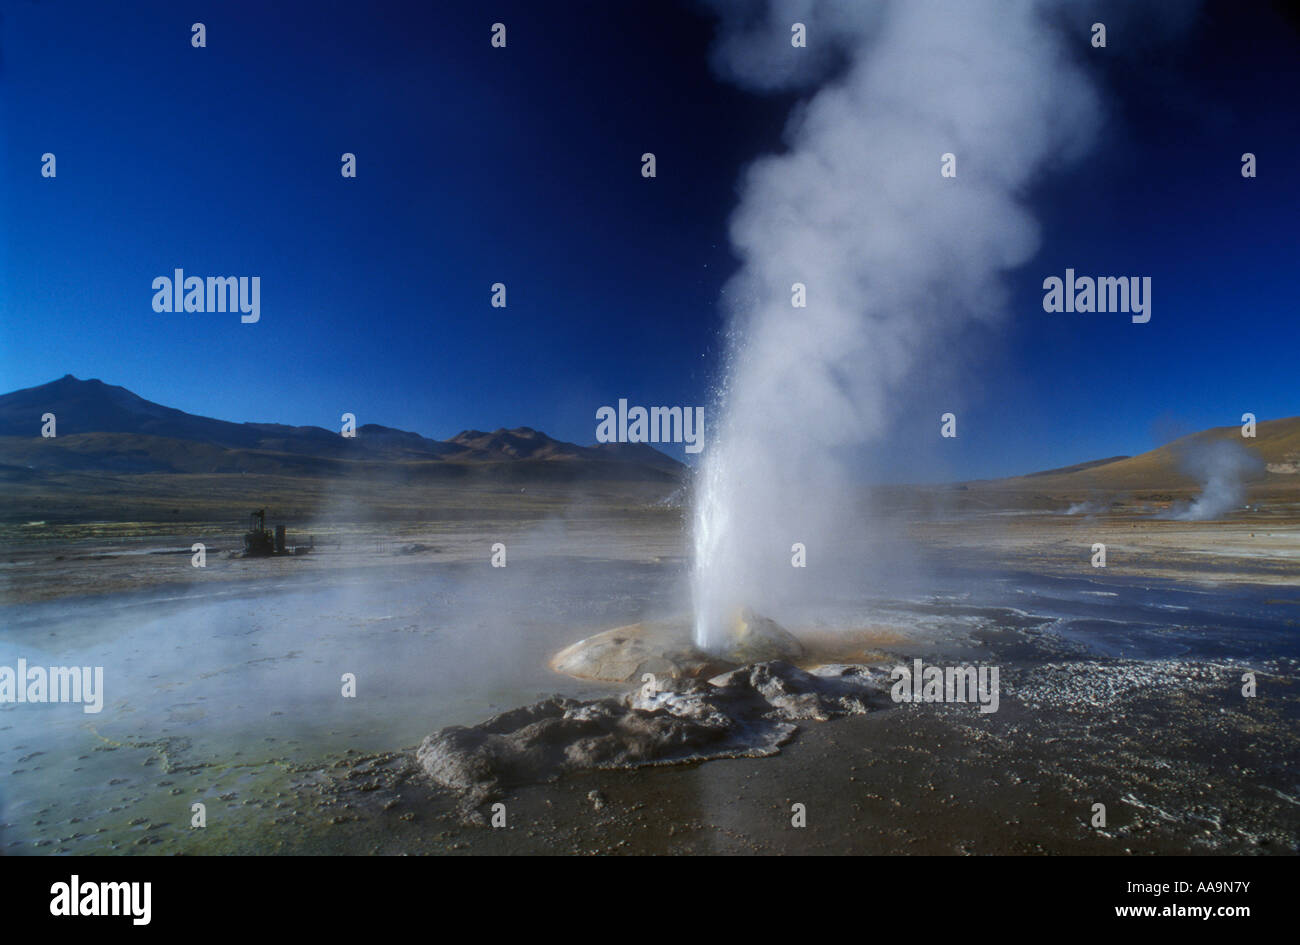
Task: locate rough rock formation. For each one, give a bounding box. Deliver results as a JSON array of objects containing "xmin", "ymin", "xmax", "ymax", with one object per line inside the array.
[{"xmin": 417, "ymin": 660, "xmax": 886, "ymax": 813}]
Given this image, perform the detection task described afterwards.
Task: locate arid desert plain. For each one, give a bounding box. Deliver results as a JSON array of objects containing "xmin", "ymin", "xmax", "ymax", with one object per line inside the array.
[{"xmin": 2, "ymin": 416, "xmax": 1297, "ymax": 855}]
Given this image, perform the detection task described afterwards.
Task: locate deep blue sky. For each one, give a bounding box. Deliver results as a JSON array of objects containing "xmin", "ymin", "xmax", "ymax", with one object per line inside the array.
[{"xmin": 2, "ymin": 0, "xmax": 1297, "ymax": 480}]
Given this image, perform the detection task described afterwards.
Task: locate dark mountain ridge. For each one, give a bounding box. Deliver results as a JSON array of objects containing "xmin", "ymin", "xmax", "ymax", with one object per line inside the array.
[{"xmin": 0, "ymin": 376, "xmax": 685, "ymax": 479}]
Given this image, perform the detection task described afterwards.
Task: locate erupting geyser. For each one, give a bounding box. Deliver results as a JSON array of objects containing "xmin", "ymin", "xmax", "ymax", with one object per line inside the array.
[{"xmin": 691, "ymin": 0, "xmax": 1104, "ymax": 650}]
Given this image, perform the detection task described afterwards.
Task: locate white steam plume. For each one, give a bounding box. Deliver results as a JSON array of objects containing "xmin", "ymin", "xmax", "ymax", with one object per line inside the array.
[
  {"xmin": 1163, "ymin": 439, "xmax": 1263, "ymax": 521},
  {"xmin": 693, "ymin": 0, "xmax": 1105, "ymax": 649}
]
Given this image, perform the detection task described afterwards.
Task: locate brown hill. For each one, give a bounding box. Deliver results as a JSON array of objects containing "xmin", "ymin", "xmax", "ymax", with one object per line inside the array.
[{"xmin": 972, "ymin": 416, "xmax": 1300, "ymax": 496}]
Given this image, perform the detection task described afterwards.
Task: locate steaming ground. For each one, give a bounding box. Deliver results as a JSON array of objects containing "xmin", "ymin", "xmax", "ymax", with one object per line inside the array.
[{"xmin": 0, "ymin": 500, "xmax": 1296, "ymax": 854}]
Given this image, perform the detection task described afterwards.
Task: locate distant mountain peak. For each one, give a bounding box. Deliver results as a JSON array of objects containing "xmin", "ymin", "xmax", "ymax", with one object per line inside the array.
[{"xmin": 0, "ymin": 376, "xmax": 685, "ymax": 480}]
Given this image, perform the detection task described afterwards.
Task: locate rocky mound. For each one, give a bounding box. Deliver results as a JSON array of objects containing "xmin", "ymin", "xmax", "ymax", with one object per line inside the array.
[
  {"xmin": 549, "ymin": 619, "xmax": 729, "ymax": 682},
  {"xmin": 549, "ymin": 609, "xmax": 805, "ymax": 682},
  {"xmin": 417, "ymin": 661, "xmax": 887, "ymax": 814},
  {"xmin": 726, "ymin": 608, "xmax": 804, "ymax": 663}
]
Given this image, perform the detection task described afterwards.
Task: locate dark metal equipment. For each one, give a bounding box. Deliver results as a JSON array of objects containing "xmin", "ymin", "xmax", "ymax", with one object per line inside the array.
[
  {"xmin": 243, "ymin": 508, "xmax": 275, "ymax": 556},
  {"xmin": 243, "ymin": 508, "xmax": 309, "ymax": 557}
]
